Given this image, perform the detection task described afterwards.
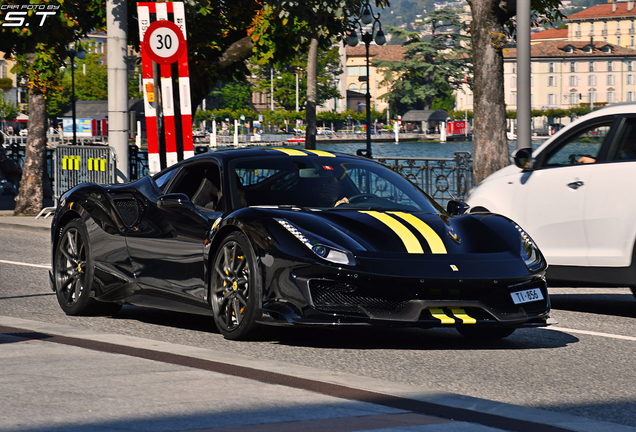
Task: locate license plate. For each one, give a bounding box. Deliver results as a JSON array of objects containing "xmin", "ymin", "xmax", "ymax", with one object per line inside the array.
[{"xmin": 510, "ymin": 288, "xmax": 544, "ymax": 304}]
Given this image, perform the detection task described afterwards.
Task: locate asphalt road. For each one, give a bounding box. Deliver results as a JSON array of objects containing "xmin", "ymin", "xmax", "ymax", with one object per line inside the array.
[{"xmin": 2, "ymin": 226, "xmax": 636, "ymax": 428}]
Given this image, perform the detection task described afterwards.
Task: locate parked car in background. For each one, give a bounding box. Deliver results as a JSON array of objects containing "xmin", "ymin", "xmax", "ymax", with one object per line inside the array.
[{"xmin": 467, "ymin": 103, "xmax": 636, "ymax": 297}]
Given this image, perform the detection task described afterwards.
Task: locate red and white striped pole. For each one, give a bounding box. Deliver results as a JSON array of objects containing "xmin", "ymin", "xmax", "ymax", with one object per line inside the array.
[{"xmin": 137, "ymin": 1, "xmax": 194, "ymax": 173}]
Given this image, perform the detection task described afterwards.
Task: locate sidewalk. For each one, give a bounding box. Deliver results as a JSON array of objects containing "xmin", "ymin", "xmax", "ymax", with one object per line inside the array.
[
  {"xmin": 0, "ymin": 193, "xmax": 53, "ymax": 231},
  {"xmin": 1, "ymin": 316, "xmax": 635, "ymax": 432}
]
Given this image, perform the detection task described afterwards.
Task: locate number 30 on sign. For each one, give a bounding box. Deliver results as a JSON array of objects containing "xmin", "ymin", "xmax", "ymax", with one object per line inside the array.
[{"xmin": 143, "ymin": 20, "xmax": 185, "ymax": 65}]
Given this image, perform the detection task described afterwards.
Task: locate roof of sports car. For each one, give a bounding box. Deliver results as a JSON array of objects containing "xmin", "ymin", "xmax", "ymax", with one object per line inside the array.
[{"xmin": 192, "ymin": 147, "xmax": 360, "ymax": 161}]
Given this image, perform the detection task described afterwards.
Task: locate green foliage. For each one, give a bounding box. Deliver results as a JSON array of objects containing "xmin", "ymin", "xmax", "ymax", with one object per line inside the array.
[
  {"xmin": 251, "ymin": 46, "xmax": 343, "ymax": 111},
  {"xmin": 376, "ymin": 8, "xmax": 471, "ymax": 113},
  {"xmin": 73, "ymin": 54, "xmax": 108, "ymax": 100},
  {"xmin": 211, "ymin": 81, "xmax": 253, "ymax": 111},
  {"xmin": 0, "ymin": 95, "xmax": 20, "ymax": 121},
  {"xmin": 450, "ymin": 110, "xmax": 473, "ymax": 120},
  {"xmin": 0, "ymin": 78, "xmax": 13, "ymax": 91}
]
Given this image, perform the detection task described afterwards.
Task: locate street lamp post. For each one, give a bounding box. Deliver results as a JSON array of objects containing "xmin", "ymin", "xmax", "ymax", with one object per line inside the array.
[
  {"xmin": 68, "ymin": 43, "xmax": 86, "ymax": 146},
  {"xmin": 347, "ymin": 0, "xmax": 386, "ymax": 158}
]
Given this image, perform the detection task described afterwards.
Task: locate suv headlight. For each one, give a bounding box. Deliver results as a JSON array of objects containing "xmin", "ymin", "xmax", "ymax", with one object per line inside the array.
[
  {"xmin": 515, "ymin": 224, "xmax": 545, "ymax": 272},
  {"xmin": 276, "ymin": 219, "xmax": 355, "ymax": 266}
]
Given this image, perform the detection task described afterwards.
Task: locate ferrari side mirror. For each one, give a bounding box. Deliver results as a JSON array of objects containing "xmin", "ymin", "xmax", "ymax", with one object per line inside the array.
[
  {"xmin": 447, "ymin": 200, "xmax": 470, "ymax": 216},
  {"xmin": 158, "ymin": 193, "xmax": 193, "ymax": 210}
]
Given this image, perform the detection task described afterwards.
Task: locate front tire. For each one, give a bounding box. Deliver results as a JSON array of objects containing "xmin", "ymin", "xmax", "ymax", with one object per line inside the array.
[
  {"xmin": 457, "ymin": 326, "xmax": 515, "ymax": 340},
  {"xmin": 210, "ymin": 232, "xmax": 262, "ymax": 340},
  {"xmin": 54, "ymin": 219, "xmax": 121, "ymax": 316}
]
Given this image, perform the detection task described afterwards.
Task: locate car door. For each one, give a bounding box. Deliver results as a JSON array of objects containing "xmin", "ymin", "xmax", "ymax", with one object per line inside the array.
[
  {"xmin": 584, "ymin": 116, "xmax": 636, "ymax": 267},
  {"xmin": 126, "ymin": 160, "xmax": 223, "ymax": 309},
  {"xmin": 510, "ymin": 117, "xmax": 617, "ymax": 266}
]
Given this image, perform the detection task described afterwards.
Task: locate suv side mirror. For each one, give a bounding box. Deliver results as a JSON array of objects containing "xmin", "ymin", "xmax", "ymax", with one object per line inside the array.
[
  {"xmin": 447, "ymin": 200, "xmax": 470, "ymax": 216},
  {"xmin": 512, "ymin": 148, "xmax": 534, "ymax": 170}
]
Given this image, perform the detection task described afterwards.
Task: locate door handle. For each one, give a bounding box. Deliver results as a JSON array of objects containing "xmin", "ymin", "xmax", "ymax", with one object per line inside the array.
[{"xmin": 568, "ymin": 181, "xmax": 584, "ymax": 189}]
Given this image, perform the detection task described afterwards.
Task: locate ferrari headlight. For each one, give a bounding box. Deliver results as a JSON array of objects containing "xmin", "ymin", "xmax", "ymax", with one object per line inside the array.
[
  {"xmin": 276, "ymin": 219, "xmax": 355, "ymax": 265},
  {"xmin": 515, "ymin": 224, "xmax": 544, "ymax": 272}
]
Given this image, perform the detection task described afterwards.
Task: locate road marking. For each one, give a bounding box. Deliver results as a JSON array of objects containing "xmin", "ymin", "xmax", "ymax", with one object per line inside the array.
[
  {"xmin": 0, "ymin": 259, "xmax": 50, "ymax": 269},
  {"xmin": 544, "ymin": 326, "xmax": 636, "ymax": 342}
]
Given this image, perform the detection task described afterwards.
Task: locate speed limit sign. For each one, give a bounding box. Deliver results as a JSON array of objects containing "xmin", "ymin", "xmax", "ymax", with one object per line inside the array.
[{"xmin": 143, "ymin": 20, "xmax": 186, "ymax": 65}]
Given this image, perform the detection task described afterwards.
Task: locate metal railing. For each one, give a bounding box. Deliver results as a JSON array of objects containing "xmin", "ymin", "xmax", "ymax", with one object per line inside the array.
[
  {"xmin": 376, "ymin": 152, "xmax": 473, "ymax": 207},
  {"xmin": 4, "ymin": 143, "xmax": 473, "ymax": 208}
]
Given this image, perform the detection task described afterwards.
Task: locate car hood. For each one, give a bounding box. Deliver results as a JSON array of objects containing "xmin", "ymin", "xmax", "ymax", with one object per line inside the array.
[{"xmin": 260, "ymin": 208, "xmax": 519, "ymax": 257}]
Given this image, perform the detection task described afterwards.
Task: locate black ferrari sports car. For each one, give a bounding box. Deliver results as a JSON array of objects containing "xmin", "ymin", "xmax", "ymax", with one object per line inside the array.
[{"xmin": 50, "ymin": 147, "xmax": 552, "ymax": 340}]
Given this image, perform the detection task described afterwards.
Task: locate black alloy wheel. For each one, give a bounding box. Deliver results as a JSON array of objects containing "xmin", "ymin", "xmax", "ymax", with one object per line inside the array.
[
  {"xmin": 211, "ymin": 232, "xmax": 262, "ymax": 340},
  {"xmin": 54, "ymin": 219, "xmax": 121, "ymax": 316}
]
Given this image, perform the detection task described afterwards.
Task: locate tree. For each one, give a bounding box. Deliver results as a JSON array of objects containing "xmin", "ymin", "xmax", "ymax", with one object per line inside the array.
[
  {"xmin": 251, "ymin": 47, "xmax": 343, "ymax": 111},
  {"xmin": 251, "ymin": 0, "xmax": 389, "ymax": 150},
  {"xmin": 210, "ymin": 81, "xmax": 253, "ymax": 111},
  {"xmin": 467, "ymin": 0, "xmax": 563, "ymax": 183},
  {"xmin": 74, "ymin": 54, "xmax": 108, "ymax": 100},
  {"xmin": 375, "ymin": 8, "xmax": 471, "ymax": 115},
  {"xmin": 0, "ymin": 1, "xmax": 106, "ymax": 215}
]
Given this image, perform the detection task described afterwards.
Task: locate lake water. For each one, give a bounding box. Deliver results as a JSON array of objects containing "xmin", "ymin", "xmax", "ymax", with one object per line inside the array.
[{"xmin": 285, "ymin": 140, "xmax": 547, "ymax": 160}]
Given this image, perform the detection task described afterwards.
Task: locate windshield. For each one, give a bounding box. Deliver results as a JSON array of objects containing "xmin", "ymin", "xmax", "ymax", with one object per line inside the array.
[{"xmin": 230, "ymin": 156, "xmax": 442, "ymax": 213}]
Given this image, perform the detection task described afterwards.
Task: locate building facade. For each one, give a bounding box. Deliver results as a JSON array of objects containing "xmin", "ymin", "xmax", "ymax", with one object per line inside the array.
[
  {"xmin": 503, "ymin": 40, "xmax": 636, "ymax": 111},
  {"xmin": 567, "ymin": 1, "xmax": 636, "ymax": 48}
]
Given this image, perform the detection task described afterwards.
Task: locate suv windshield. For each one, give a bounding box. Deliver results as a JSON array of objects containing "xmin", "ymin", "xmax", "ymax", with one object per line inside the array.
[{"xmin": 230, "ymin": 156, "xmax": 441, "ymax": 213}]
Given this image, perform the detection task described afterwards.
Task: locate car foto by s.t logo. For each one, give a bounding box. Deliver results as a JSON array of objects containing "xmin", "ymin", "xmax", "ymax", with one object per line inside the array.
[{"xmin": 1, "ymin": 4, "xmax": 60, "ymax": 28}]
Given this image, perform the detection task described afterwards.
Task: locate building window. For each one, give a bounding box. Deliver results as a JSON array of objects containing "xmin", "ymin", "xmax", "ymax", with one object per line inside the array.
[
  {"xmin": 608, "ymin": 61, "xmax": 613, "ymax": 71},
  {"xmin": 569, "ymin": 92, "xmax": 579, "ymax": 104},
  {"xmin": 618, "ymin": 36, "xmax": 622, "ymax": 46},
  {"xmin": 570, "ymin": 61, "xmax": 577, "ymax": 72},
  {"xmin": 510, "ymin": 76, "xmax": 516, "ymax": 88},
  {"xmin": 607, "ymin": 91, "xmax": 615, "ymax": 103},
  {"xmin": 569, "ymin": 75, "xmax": 577, "ymax": 86},
  {"xmin": 531, "ymin": 76, "xmax": 534, "ymax": 87},
  {"xmin": 347, "ymin": 66, "xmax": 367, "ymax": 76},
  {"xmin": 607, "ymin": 74, "xmax": 616, "ymax": 85},
  {"xmin": 628, "ymin": 91, "xmax": 635, "ymax": 102},
  {"xmin": 588, "ymin": 75, "xmax": 597, "ymax": 86},
  {"xmin": 589, "ymin": 61, "xmax": 595, "ymax": 72},
  {"xmin": 511, "ymin": 93, "xmax": 517, "ymax": 105},
  {"xmin": 548, "ymin": 62, "xmax": 555, "ymax": 73},
  {"xmin": 348, "ymin": 83, "xmax": 359, "ymax": 92},
  {"xmin": 548, "ymin": 76, "xmax": 556, "ymax": 87},
  {"xmin": 512, "ymin": 63, "xmax": 517, "ymax": 73},
  {"xmin": 548, "ymin": 94, "xmax": 556, "ymax": 105},
  {"xmin": 0, "ymin": 62, "xmax": 5, "ymax": 79},
  {"xmin": 632, "ymin": 36, "xmax": 635, "ymax": 48},
  {"xmin": 628, "ymin": 74, "xmax": 635, "ymax": 85}
]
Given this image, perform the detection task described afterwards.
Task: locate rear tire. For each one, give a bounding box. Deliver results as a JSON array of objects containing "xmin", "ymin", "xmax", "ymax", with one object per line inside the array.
[
  {"xmin": 54, "ymin": 219, "xmax": 121, "ymax": 316},
  {"xmin": 457, "ymin": 326, "xmax": 515, "ymax": 340}
]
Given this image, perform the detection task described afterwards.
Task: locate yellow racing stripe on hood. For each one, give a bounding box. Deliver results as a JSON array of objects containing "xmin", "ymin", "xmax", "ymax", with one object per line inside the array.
[
  {"xmin": 271, "ymin": 148, "xmax": 308, "ymax": 156},
  {"xmin": 389, "ymin": 212, "xmax": 447, "ymax": 254},
  {"xmin": 360, "ymin": 211, "xmax": 423, "ymax": 254}
]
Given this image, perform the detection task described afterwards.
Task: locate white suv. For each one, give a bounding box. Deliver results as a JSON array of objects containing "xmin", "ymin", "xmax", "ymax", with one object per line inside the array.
[{"xmin": 467, "ymin": 103, "xmax": 636, "ymax": 293}]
